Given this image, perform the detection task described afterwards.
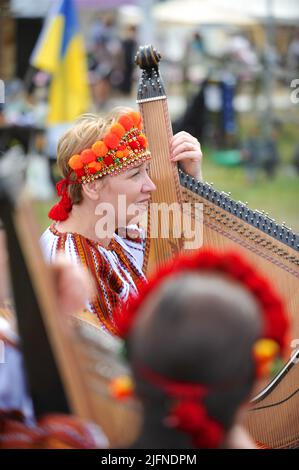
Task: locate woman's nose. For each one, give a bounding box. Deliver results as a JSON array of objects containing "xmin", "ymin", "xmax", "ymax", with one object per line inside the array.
[{"xmin": 142, "ymin": 173, "xmax": 157, "ymax": 192}]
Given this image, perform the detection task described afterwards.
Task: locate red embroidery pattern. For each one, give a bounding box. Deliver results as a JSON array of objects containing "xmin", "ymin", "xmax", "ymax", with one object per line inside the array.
[{"xmin": 49, "ymin": 225, "xmax": 145, "ymax": 335}]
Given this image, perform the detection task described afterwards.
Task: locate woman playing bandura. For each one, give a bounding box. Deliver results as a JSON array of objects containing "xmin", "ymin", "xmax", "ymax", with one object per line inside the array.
[{"xmin": 41, "ymin": 107, "xmax": 203, "ymax": 335}]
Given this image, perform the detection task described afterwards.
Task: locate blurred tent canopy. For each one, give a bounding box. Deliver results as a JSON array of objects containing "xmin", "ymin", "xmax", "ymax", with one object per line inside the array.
[
  {"xmin": 74, "ymin": 0, "xmax": 137, "ymax": 7},
  {"xmin": 10, "ymin": 0, "xmax": 137, "ymax": 17},
  {"xmin": 153, "ymin": 0, "xmax": 255, "ymax": 26},
  {"xmin": 153, "ymin": 0, "xmax": 299, "ymax": 26},
  {"xmin": 117, "ymin": 5, "xmax": 142, "ymax": 26},
  {"xmin": 11, "ymin": 0, "xmax": 51, "ymax": 17},
  {"xmin": 211, "ymin": 0, "xmax": 299, "ymax": 25}
]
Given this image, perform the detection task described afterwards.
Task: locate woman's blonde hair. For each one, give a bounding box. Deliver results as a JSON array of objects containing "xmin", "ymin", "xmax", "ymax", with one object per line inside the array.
[{"xmin": 57, "ymin": 106, "xmax": 134, "ymax": 204}]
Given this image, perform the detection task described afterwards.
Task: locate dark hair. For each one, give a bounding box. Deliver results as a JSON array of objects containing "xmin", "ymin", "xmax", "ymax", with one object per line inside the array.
[{"xmin": 127, "ymin": 272, "xmax": 262, "ymax": 448}]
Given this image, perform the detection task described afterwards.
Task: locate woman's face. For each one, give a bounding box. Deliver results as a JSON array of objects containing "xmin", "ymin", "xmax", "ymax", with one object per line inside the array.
[{"xmin": 96, "ymin": 161, "xmax": 156, "ymax": 228}]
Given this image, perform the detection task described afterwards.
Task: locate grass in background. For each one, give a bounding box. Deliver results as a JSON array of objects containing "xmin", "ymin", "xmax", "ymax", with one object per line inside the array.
[
  {"xmin": 34, "ymin": 199, "xmax": 57, "ymax": 233},
  {"xmin": 202, "ymin": 153, "xmax": 299, "ymax": 232}
]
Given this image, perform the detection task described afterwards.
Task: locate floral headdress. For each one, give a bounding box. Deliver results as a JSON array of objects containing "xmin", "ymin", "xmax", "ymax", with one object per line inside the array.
[
  {"xmin": 68, "ymin": 111, "xmax": 150, "ymax": 183},
  {"xmin": 113, "ymin": 249, "xmax": 290, "ymax": 448},
  {"xmin": 48, "ymin": 111, "xmax": 151, "ymax": 221}
]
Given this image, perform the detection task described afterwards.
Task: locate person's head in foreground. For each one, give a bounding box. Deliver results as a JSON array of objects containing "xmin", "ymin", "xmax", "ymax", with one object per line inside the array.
[
  {"xmin": 116, "ymin": 250, "xmax": 289, "ymax": 449},
  {"xmin": 48, "ymin": 107, "xmax": 156, "ymax": 234}
]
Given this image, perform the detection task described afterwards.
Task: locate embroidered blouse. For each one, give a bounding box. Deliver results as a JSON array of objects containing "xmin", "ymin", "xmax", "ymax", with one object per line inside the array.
[{"xmin": 40, "ymin": 224, "xmax": 146, "ymax": 335}]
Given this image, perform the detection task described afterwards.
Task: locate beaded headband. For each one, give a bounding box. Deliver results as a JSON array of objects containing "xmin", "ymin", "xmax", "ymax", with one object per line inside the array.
[{"xmin": 68, "ymin": 111, "xmax": 151, "ymax": 184}]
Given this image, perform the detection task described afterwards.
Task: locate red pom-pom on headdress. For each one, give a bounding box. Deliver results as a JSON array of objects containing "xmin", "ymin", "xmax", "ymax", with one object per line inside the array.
[
  {"xmin": 118, "ymin": 115, "xmax": 134, "ymax": 131},
  {"xmin": 168, "ymin": 400, "xmax": 224, "ymax": 448},
  {"xmin": 129, "ymin": 111, "xmax": 142, "ymax": 128},
  {"xmin": 136, "ymin": 365, "xmax": 224, "ymax": 448},
  {"xmin": 80, "ymin": 149, "xmax": 97, "ymax": 165},
  {"xmin": 48, "ymin": 178, "xmax": 74, "ymax": 221},
  {"xmin": 110, "ymin": 123, "xmax": 126, "ymax": 139},
  {"xmin": 104, "ymin": 132, "xmax": 121, "ymax": 150}
]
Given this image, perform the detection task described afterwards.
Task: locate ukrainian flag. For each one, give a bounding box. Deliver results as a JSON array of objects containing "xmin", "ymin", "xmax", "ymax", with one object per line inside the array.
[{"xmin": 31, "ymin": 0, "xmax": 90, "ymax": 124}]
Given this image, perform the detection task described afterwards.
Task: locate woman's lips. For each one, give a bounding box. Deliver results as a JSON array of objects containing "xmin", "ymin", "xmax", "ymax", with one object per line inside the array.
[{"xmin": 136, "ymin": 197, "xmax": 150, "ymax": 204}]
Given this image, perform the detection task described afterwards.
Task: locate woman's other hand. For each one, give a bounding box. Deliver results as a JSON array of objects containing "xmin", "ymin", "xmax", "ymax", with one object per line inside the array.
[{"xmin": 170, "ymin": 131, "xmax": 203, "ymax": 181}]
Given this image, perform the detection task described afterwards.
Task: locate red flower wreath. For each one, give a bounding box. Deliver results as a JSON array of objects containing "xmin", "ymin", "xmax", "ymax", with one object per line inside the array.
[
  {"xmin": 114, "ymin": 249, "xmax": 290, "ymax": 448},
  {"xmin": 116, "ymin": 249, "xmax": 289, "ymax": 359}
]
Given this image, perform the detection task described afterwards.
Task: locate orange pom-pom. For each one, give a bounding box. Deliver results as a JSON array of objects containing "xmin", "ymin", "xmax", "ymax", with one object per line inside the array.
[
  {"xmin": 116, "ymin": 151, "xmax": 124, "ymax": 159},
  {"xmin": 110, "ymin": 123, "xmax": 126, "ymax": 139},
  {"xmin": 81, "ymin": 149, "xmax": 97, "ymax": 164},
  {"xmin": 118, "ymin": 115, "xmax": 134, "ymax": 131},
  {"xmin": 68, "ymin": 154, "xmax": 83, "ymax": 170},
  {"xmin": 110, "ymin": 376, "xmax": 134, "ymax": 400},
  {"xmin": 88, "ymin": 161, "xmax": 105, "ymax": 172},
  {"xmin": 123, "ymin": 148, "xmax": 131, "ymax": 158},
  {"xmin": 104, "ymin": 132, "xmax": 121, "ymax": 149},
  {"xmin": 137, "ymin": 134, "xmax": 147, "ymax": 148},
  {"xmin": 92, "ymin": 140, "xmax": 108, "ymax": 157},
  {"xmin": 253, "ymin": 339, "xmax": 280, "ymax": 378},
  {"xmin": 129, "ymin": 111, "xmax": 141, "ymax": 128},
  {"xmin": 137, "ymin": 121, "xmax": 143, "ymax": 131}
]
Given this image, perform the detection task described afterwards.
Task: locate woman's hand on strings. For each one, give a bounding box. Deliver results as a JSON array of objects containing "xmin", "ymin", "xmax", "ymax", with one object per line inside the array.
[{"xmin": 170, "ymin": 131, "xmax": 203, "ymax": 181}]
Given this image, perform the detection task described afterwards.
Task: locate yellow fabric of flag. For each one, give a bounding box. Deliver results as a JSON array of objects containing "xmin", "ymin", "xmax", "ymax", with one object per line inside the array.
[{"xmin": 31, "ymin": 0, "xmax": 90, "ymax": 124}]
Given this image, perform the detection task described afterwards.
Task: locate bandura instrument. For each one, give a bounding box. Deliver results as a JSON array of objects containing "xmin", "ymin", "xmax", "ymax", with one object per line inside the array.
[{"xmin": 135, "ymin": 44, "xmax": 299, "ymax": 449}]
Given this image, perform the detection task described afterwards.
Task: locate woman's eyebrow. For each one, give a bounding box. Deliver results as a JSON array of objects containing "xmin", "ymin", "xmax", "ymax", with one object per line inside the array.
[{"xmin": 128, "ymin": 163, "xmax": 143, "ymax": 173}]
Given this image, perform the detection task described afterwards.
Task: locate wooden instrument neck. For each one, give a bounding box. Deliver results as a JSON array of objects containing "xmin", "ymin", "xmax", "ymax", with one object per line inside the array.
[{"xmin": 136, "ymin": 45, "xmax": 185, "ymax": 272}]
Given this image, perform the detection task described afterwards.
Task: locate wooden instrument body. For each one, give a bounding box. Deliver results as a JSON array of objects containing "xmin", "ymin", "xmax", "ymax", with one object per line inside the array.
[
  {"xmin": 68, "ymin": 317, "xmax": 142, "ymax": 448},
  {"xmin": 20, "ymin": 202, "xmax": 141, "ymax": 448},
  {"xmin": 246, "ymin": 351, "xmax": 299, "ymax": 448},
  {"xmin": 135, "ymin": 45, "xmax": 299, "ymax": 448},
  {"xmin": 0, "ymin": 163, "xmax": 141, "ymax": 448},
  {"xmin": 180, "ymin": 176, "xmax": 299, "ymax": 448}
]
